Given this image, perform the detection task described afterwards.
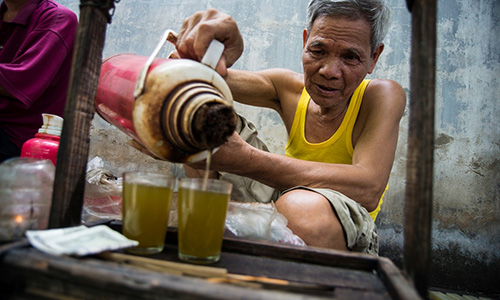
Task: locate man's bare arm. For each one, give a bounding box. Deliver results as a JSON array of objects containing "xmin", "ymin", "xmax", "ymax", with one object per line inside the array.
[
  {"xmin": 226, "ymin": 68, "xmax": 304, "ymax": 128},
  {"xmin": 195, "ymin": 79, "xmax": 406, "ymax": 211}
]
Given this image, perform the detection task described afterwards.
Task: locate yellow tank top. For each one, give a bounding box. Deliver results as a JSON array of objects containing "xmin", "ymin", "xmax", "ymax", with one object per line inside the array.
[{"xmin": 285, "ymin": 80, "xmax": 385, "ymax": 221}]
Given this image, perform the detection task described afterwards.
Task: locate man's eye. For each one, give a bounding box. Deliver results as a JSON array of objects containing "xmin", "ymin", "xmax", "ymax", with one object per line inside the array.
[
  {"xmin": 345, "ymin": 54, "xmax": 359, "ymax": 61},
  {"xmin": 344, "ymin": 54, "xmax": 361, "ymax": 65},
  {"xmin": 309, "ymin": 49, "xmax": 324, "ymax": 55}
]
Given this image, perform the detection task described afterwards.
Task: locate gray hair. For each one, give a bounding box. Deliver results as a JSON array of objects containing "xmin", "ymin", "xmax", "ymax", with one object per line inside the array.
[{"xmin": 306, "ymin": 0, "xmax": 391, "ymax": 55}]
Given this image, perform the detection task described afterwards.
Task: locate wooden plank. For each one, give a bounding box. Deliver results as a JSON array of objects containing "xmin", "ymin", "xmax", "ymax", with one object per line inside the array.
[
  {"xmin": 222, "ymin": 236, "xmax": 379, "ymax": 271},
  {"xmin": 101, "ymin": 251, "xmax": 342, "ymax": 294},
  {"xmin": 131, "ymin": 238, "xmax": 386, "ymax": 294},
  {"xmin": 157, "ymin": 226, "xmax": 379, "ymax": 272},
  {"xmin": 0, "ymin": 230, "xmax": 418, "ymax": 299},
  {"xmin": 0, "ymin": 238, "xmax": 29, "ymax": 256},
  {"xmin": 378, "ymin": 257, "xmax": 422, "ymax": 300},
  {"xmin": 0, "ymin": 247, "xmax": 390, "ymax": 300},
  {"xmin": 100, "ymin": 252, "xmax": 228, "ymax": 278},
  {"xmin": 49, "ymin": 1, "xmax": 114, "ymax": 228},
  {"xmin": 404, "ymin": 0, "xmax": 437, "ymax": 298}
]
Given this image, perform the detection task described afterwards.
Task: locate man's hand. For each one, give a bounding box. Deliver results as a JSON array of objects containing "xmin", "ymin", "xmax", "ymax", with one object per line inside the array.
[
  {"xmin": 176, "ymin": 9, "xmax": 243, "ymax": 77},
  {"xmin": 186, "ymin": 131, "xmax": 248, "ymax": 171}
]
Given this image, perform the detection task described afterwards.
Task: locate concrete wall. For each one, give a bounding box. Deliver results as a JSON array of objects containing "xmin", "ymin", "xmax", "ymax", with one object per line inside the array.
[{"xmin": 58, "ymin": 0, "xmax": 499, "ymax": 296}]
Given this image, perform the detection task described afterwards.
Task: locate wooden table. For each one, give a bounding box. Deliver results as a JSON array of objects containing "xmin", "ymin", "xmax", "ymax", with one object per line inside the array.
[{"xmin": 0, "ymin": 225, "xmax": 421, "ymax": 300}]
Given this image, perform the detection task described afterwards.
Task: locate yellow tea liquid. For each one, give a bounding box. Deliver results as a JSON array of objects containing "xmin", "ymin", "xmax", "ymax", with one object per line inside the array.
[
  {"xmin": 177, "ymin": 187, "xmax": 229, "ymax": 261},
  {"xmin": 122, "ymin": 183, "xmax": 173, "ymax": 254}
]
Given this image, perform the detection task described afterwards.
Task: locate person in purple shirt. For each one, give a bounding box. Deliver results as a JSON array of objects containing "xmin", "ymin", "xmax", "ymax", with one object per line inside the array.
[{"xmin": 0, "ymin": 0, "xmax": 77, "ymax": 162}]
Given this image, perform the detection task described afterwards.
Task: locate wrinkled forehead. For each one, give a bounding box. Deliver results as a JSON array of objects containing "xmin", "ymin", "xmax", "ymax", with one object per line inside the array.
[
  {"xmin": 308, "ymin": 15, "xmax": 372, "ymax": 44},
  {"xmin": 309, "ymin": 7, "xmax": 366, "ymax": 30}
]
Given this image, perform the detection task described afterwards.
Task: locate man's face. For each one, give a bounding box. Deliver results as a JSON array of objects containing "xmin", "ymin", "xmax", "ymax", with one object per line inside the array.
[{"xmin": 302, "ymin": 16, "xmax": 382, "ymax": 108}]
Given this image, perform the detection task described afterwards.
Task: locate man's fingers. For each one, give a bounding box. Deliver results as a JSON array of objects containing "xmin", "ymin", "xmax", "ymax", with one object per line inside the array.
[
  {"xmin": 175, "ymin": 9, "xmax": 243, "ymax": 76},
  {"xmin": 215, "ymin": 56, "xmax": 228, "ymax": 77}
]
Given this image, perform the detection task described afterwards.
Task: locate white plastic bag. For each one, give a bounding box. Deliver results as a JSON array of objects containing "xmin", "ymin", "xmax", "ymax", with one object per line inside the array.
[
  {"xmin": 82, "ymin": 157, "xmax": 122, "ymax": 224},
  {"xmin": 225, "ymin": 201, "xmax": 306, "ymax": 247}
]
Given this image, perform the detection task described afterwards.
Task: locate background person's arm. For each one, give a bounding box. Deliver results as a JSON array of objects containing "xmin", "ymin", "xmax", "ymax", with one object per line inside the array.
[{"xmin": 0, "ymin": 84, "xmax": 14, "ymax": 98}]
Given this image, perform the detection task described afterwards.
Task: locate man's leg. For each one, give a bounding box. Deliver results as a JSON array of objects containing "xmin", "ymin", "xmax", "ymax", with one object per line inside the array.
[
  {"xmin": 275, "ymin": 189, "xmax": 348, "ymax": 250},
  {"xmin": 276, "ymin": 187, "xmax": 379, "ymax": 254}
]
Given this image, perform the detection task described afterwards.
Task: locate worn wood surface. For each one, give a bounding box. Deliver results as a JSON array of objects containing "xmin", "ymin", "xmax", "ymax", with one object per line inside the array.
[
  {"xmin": 0, "ymin": 232, "xmax": 421, "ymax": 300},
  {"xmin": 404, "ymin": 0, "xmax": 437, "ymax": 298},
  {"xmin": 49, "ymin": 4, "xmax": 110, "ymax": 229}
]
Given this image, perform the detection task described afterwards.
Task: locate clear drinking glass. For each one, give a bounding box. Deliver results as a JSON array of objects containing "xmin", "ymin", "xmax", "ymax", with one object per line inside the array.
[
  {"xmin": 122, "ymin": 172, "xmax": 175, "ymax": 255},
  {"xmin": 177, "ymin": 178, "xmax": 232, "ymax": 264}
]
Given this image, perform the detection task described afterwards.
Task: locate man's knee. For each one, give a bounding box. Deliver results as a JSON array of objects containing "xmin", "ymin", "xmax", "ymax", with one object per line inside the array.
[
  {"xmin": 276, "ymin": 189, "xmax": 329, "ymax": 219},
  {"xmin": 276, "ymin": 189, "xmax": 347, "ymax": 250}
]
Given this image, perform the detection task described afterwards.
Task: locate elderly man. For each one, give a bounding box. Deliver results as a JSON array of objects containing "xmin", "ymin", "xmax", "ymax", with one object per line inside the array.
[
  {"xmin": 0, "ymin": 0, "xmax": 77, "ymax": 162},
  {"xmin": 176, "ymin": 0, "xmax": 406, "ymax": 255}
]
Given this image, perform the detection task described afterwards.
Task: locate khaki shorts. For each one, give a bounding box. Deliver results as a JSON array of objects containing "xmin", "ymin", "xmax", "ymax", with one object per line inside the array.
[
  {"xmin": 220, "ymin": 115, "xmax": 378, "ymax": 255},
  {"xmin": 281, "ymin": 187, "xmax": 379, "ymax": 255}
]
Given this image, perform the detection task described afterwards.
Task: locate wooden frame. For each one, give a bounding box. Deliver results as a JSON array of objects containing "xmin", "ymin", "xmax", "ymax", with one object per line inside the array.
[
  {"xmin": 1, "ymin": 227, "xmax": 422, "ymax": 299},
  {"xmin": 6, "ymin": 0, "xmax": 437, "ymax": 299}
]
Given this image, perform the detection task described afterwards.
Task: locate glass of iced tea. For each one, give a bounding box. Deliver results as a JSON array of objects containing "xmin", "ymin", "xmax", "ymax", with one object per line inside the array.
[
  {"xmin": 177, "ymin": 178, "xmax": 232, "ymax": 264},
  {"xmin": 122, "ymin": 172, "xmax": 175, "ymax": 255}
]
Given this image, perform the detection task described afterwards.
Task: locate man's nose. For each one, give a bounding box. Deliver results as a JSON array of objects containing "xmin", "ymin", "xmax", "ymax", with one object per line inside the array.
[{"xmin": 319, "ymin": 58, "xmax": 342, "ymax": 79}]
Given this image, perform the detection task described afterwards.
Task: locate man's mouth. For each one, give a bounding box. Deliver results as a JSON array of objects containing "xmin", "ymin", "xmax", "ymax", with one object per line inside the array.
[{"xmin": 317, "ymin": 83, "xmax": 338, "ymax": 92}]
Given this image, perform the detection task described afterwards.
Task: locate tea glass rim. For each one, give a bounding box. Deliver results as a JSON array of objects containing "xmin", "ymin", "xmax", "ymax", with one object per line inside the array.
[
  {"xmin": 178, "ymin": 177, "xmax": 232, "ymax": 193},
  {"xmin": 123, "ymin": 171, "xmax": 176, "ymax": 187}
]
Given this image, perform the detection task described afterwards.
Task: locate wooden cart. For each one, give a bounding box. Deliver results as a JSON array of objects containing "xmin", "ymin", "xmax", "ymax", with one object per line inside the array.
[
  {"xmin": 0, "ymin": 226, "xmax": 421, "ymax": 300},
  {"xmin": 0, "ymin": 0, "xmax": 436, "ymax": 299}
]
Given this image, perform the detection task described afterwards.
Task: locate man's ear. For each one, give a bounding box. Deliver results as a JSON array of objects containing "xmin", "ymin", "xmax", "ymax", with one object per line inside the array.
[
  {"xmin": 368, "ymin": 43, "xmax": 384, "ymax": 74},
  {"xmin": 302, "ymin": 29, "xmax": 308, "ymax": 48}
]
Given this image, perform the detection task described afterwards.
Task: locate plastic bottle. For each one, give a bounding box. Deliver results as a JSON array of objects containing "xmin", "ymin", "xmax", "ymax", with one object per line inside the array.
[{"xmin": 21, "ymin": 113, "xmax": 63, "ymax": 165}]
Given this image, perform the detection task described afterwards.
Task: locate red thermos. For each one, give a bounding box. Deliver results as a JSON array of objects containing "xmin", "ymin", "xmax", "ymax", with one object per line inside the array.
[
  {"xmin": 21, "ymin": 114, "xmax": 63, "ymax": 165},
  {"xmin": 95, "ymin": 31, "xmax": 236, "ymax": 163}
]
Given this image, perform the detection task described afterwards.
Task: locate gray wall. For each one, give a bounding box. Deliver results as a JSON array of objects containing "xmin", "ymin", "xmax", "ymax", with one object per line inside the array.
[{"xmin": 58, "ymin": 0, "xmax": 499, "ymax": 296}]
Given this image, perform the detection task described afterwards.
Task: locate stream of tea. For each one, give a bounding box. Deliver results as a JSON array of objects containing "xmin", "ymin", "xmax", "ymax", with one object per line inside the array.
[{"xmin": 202, "ymin": 149, "xmax": 212, "ymax": 191}]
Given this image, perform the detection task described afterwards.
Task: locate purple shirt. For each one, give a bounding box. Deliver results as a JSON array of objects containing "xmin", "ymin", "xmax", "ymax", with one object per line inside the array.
[{"xmin": 0, "ymin": 0, "xmax": 77, "ymax": 149}]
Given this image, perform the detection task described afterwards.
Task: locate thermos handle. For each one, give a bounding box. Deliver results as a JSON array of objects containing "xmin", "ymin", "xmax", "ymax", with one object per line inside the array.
[
  {"xmin": 134, "ymin": 29, "xmax": 178, "ymax": 98},
  {"xmin": 134, "ymin": 29, "xmax": 225, "ymax": 98},
  {"xmin": 201, "ymin": 39, "xmax": 225, "ymax": 70}
]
